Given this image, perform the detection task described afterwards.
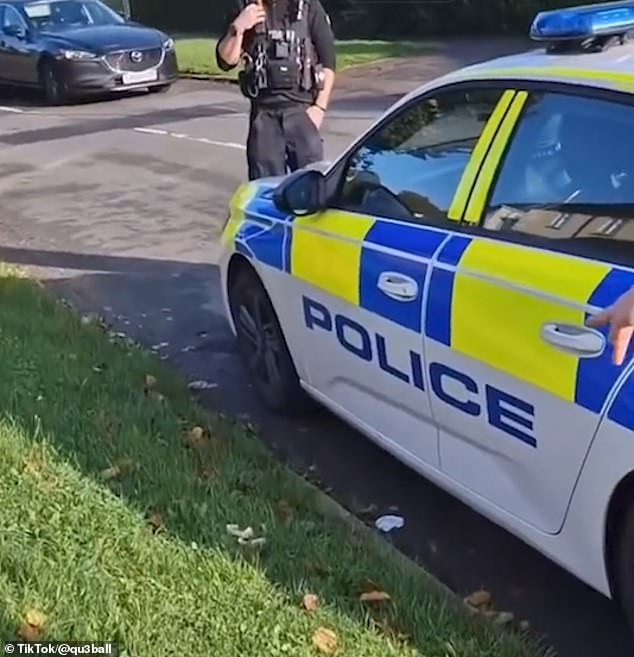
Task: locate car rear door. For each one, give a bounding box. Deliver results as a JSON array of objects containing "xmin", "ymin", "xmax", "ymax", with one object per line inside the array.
[
  {"xmin": 264, "ymin": 86, "xmax": 514, "ymax": 471},
  {"xmin": 425, "ymin": 84, "xmax": 634, "ymax": 534}
]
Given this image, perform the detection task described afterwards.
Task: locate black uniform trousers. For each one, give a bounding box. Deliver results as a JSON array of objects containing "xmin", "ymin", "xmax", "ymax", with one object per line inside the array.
[{"xmin": 246, "ymin": 103, "xmax": 324, "ymax": 181}]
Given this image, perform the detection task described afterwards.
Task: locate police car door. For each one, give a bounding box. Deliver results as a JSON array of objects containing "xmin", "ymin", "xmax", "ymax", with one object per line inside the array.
[
  {"xmin": 283, "ymin": 87, "xmax": 510, "ymax": 470},
  {"xmin": 425, "ymin": 85, "xmax": 634, "ymax": 534}
]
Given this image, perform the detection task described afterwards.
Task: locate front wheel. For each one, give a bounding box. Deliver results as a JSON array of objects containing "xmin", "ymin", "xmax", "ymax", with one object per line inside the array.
[
  {"xmin": 40, "ymin": 60, "xmax": 67, "ymax": 106},
  {"xmin": 228, "ymin": 266, "xmax": 315, "ymax": 416}
]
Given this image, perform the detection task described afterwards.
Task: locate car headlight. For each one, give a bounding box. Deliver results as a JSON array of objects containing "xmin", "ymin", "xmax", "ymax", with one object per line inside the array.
[
  {"xmin": 162, "ymin": 38, "xmax": 174, "ymax": 51},
  {"xmin": 61, "ymin": 49, "xmax": 97, "ymax": 60}
]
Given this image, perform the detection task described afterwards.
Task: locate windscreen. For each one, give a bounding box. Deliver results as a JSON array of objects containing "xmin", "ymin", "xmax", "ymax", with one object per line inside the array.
[{"xmin": 23, "ymin": 0, "xmax": 124, "ymax": 29}]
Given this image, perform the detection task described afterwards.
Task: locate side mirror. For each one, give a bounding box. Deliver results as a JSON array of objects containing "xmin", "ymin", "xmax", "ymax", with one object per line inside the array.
[
  {"xmin": 5, "ymin": 24, "xmax": 26, "ymax": 39},
  {"xmin": 273, "ymin": 169, "xmax": 327, "ymax": 216}
]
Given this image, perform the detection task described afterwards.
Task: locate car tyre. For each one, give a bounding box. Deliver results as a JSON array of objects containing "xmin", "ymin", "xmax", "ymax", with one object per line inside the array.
[
  {"xmin": 40, "ymin": 59, "xmax": 67, "ymax": 106},
  {"xmin": 228, "ymin": 265, "xmax": 316, "ymax": 416}
]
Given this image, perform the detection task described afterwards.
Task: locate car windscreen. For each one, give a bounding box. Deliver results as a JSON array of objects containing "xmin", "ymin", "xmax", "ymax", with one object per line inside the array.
[{"xmin": 23, "ymin": 0, "xmax": 124, "ymax": 30}]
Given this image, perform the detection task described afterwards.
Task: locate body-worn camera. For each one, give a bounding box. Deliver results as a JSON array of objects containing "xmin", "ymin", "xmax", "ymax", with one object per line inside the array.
[{"xmin": 266, "ymin": 29, "xmax": 298, "ymax": 90}]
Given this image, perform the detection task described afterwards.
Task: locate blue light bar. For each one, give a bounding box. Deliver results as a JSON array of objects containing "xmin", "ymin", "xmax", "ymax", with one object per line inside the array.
[{"xmin": 530, "ymin": 1, "xmax": 634, "ymax": 41}]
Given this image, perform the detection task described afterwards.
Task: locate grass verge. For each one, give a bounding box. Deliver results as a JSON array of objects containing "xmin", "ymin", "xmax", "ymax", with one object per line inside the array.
[
  {"xmin": 0, "ymin": 265, "xmax": 549, "ymax": 657},
  {"xmin": 175, "ymin": 38, "xmax": 435, "ymax": 78}
]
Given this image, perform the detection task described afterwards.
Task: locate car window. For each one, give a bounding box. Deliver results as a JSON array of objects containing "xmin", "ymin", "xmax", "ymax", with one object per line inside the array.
[
  {"xmin": 482, "ymin": 91, "xmax": 634, "ymax": 263},
  {"xmin": 1, "ymin": 5, "xmax": 25, "ymax": 31},
  {"xmin": 335, "ymin": 88, "xmax": 505, "ymax": 225}
]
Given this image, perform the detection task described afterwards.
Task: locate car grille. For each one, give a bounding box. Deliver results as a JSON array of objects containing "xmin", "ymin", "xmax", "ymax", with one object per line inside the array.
[{"xmin": 104, "ymin": 47, "xmax": 162, "ymax": 72}]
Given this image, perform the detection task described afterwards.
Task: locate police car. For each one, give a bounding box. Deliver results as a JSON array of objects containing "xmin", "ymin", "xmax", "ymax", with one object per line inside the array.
[{"xmin": 220, "ymin": 0, "xmax": 634, "ymax": 631}]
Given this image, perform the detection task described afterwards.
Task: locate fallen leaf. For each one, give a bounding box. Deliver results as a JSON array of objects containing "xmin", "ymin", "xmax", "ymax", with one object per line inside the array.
[
  {"xmin": 19, "ymin": 610, "xmax": 45, "ymax": 641},
  {"xmin": 302, "ymin": 593, "xmax": 320, "ymax": 612},
  {"xmin": 464, "ymin": 589, "xmax": 492, "ymax": 609},
  {"xmin": 226, "ymin": 524, "xmax": 254, "ymax": 540},
  {"xmin": 145, "ymin": 374, "xmax": 157, "ymax": 390},
  {"xmin": 19, "ymin": 623, "xmax": 41, "ymax": 642},
  {"xmin": 186, "ymin": 426, "xmax": 206, "ymax": 449},
  {"xmin": 519, "ymin": 620, "xmax": 530, "ymax": 631},
  {"xmin": 148, "ymin": 512, "xmax": 165, "ymax": 534},
  {"xmin": 100, "ymin": 458, "xmax": 135, "ymax": 481},
  {"xmin": 23, "ymin": 447, "xmax": 46, "ymax": 475},
  {"xmin": 100, "ymin": 465, "xmax": 121, "ymax": 481},
  {"xmin": 312, "ymin": 627, "xmax": 338, "ymax": 654},
  {"xmin": 360, "ymin": 590, "xmax": 391, "ymax": 603},
  {"xmin": 25, "ymin": 610, "xmax": 45, "ymax": 627}
]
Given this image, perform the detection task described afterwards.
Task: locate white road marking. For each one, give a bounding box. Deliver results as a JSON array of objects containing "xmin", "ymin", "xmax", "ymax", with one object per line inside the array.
[
  {"xmin": 133, "ymin": 127, "xmax": 169, "ymax": 135},
  {"xmin": 0, "ymin": 106, "xmax": 25, "ymax": 113},
  {"xmin": 133, "ymin": 126, "xmax": 246, "ymax": 150}
]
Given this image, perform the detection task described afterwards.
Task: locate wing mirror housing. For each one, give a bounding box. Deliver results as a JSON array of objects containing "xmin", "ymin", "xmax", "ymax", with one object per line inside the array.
[
  {"xmin": 273, "ymin": 169, "xmax": 327, "ymax": 216},
  {"xmin": 5, "ymin": 24, "xmax": 27, "ymax": 39}
]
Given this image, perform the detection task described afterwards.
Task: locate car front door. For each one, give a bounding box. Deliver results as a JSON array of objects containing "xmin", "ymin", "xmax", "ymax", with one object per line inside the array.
[
  {"xmin": 424, "ymin": 85, "xmax": 634, "ymax": 534},
  {"xmin": 0, "ymin": 5, "xmax": 12, "ymax": 80},
  {"xmin": 0, "ymin": 4, "xmax": 36, "ymax": 84},
  {"xmin": 269, "ymin": 85, "xmax": 514, "ymax": 470}
]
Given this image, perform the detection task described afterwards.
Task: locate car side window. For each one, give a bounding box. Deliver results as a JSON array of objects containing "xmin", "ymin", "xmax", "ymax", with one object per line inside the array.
[
  {"xmin": 334, "ymin": 88, "xmax": 505, "ymax": 225},
  {"xmin": 2, "ymin": 5, "xmax": 25, "ymax": 31},
  {"xmin": 481, "ymin": 91, "xmax": 634, "ymax": 264}
]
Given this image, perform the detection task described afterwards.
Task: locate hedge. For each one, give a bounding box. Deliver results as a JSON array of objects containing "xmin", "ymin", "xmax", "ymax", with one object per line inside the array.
[{"xmin": 126, "ymin": 0, "xmax": 616, "ymax": 39}]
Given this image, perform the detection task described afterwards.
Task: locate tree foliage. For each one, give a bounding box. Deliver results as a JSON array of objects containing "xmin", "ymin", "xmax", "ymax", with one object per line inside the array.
[{"xmin": 128, "ymin": 0, "xmax": 616, "ymax": 38}]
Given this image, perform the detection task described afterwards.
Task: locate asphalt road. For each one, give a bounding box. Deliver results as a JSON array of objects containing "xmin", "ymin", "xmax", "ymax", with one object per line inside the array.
[{"xmin": 1, "ymin": 66, "xmax": 633, "ymax": 657}]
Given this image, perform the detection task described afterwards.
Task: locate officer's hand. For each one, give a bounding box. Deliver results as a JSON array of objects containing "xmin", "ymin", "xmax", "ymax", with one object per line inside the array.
[
  {"xmin": 587, "ymin": 286, "xmax": 634, "ymax": 366},
  {"xmin": 233, "ymin": 3, "xmax": 266, "ymax": 33},
  {"xmin": 306, "ymin": 105, "xmax": 324, "ymax": 130}
]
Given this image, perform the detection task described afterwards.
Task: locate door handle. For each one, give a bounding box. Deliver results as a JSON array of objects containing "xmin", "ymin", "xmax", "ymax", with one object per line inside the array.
[
  {"xmin": 540, "ymin": 322, "xmax": 606, "ymax": 358},
  {"xmin": 377, "ymin": 271, "xmax": 418, "ymax": 302}
]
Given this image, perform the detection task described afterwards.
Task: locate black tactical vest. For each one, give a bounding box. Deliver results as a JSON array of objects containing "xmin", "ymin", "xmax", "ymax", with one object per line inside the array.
[{"xmin": 239, "ymin": 0, "xmax": 324, "ymax": 101}]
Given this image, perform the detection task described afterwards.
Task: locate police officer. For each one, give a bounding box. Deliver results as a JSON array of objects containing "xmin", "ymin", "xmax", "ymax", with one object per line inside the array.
[{"xmin": 215, "ymin": 0, "xmax": 336, "ymax": 180}]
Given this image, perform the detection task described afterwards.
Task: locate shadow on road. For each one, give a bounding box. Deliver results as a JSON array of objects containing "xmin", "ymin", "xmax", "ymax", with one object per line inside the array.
[
  {"xmin": 0, "ymin": 100, "xmax": 243, "ymax": 146},
  {"xmin": 1, "ymin": 243, "xmax": 632, "ymax": 657}
]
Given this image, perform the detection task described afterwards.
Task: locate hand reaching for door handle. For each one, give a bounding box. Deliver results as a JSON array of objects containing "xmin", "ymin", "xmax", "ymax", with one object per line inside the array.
[{"xmin": 587, "ymin": 286, "xmax": 634, "ymax": 366}]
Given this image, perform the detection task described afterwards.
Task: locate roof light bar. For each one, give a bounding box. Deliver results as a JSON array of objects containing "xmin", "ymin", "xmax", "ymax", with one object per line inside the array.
[{"xmin": 530, "ymin": 1, "xmax": 634, "ymax": 41}]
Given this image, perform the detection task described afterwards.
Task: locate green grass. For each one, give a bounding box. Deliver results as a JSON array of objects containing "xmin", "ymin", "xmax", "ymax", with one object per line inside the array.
[
  {"xmin": 175, "ymin": 38, "xmax": 435, "ymax": 77},
  {"xmin": 0, "ymin": 265, "xmax": 550, "ymax": 657}
]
